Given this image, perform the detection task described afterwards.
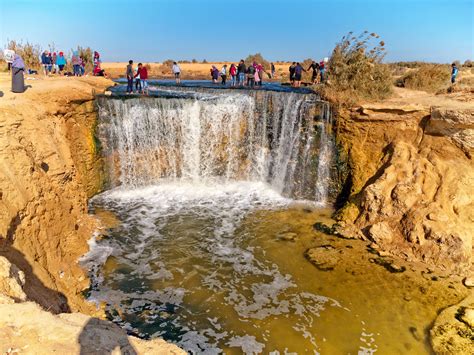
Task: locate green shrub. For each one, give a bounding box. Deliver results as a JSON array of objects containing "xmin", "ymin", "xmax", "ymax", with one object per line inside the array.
[
  {"xmin": 398, "ymin": 64, "xmax": 450, "ymax": 92},
  {"xmin": 321, "ymin": 31, "xmax": 392, "ymax": 105}
]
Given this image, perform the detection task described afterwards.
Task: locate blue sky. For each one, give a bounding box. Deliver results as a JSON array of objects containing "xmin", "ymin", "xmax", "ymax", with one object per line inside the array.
[{"xmin": 1, "ymin": 0, "xmax": 472, "ymax": 63}]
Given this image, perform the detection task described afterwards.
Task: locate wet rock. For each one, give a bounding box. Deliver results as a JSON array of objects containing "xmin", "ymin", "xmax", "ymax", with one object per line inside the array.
[
  {"xmin": 370, "ymin": 257, "xmax": 406, "ymax": 273},
  {"xmin": 409, "ymin": 326, "xmax": 422, "ymax": 342},
  {"xmin": 313, "ymin": 222, "xmax": 333, "ymax": 235},
  {"xmin": 305, "ymin": 245, "xmax": 342, "ymax": 271},
  {"xmin": 313, "ymin": 221, "xmax": 364, "ymax": 240},
  {"xmin": 462, "ymin": 277, "xmax": 474, "ymax": 288},
  {"xmin": 332, "ymin": 222, "xmax": 364, "ymax": 240},
  {"xmin": 430, "ymin": 294, "xmax": 474, "ymax": 354},
  {"xmin": 277, "ymin": 232, "xmax": 297, "ymax": 242}
]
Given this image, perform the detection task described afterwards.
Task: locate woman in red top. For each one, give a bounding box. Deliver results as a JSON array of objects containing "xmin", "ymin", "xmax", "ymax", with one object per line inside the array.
[
  {"xmin": 137, "ymin": 63, "xmax": 149, "ymax": 95},
  {"xmin": 229, "ymin": 64, "xmax": 237, "ymax": 87}
]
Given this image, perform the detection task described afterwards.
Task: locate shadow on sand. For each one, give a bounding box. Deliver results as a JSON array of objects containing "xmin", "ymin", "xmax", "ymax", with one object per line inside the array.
[
  {"xmin": 78, "ymin": 318, "xmax": 138, "ymax": 355},
  {"xmin": 0, "ymin": 239, "xmax": 137, "ymax": 353}
]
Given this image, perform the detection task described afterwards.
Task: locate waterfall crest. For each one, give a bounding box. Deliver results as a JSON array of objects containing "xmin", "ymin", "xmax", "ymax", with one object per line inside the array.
[{"xmin": 97, "ymin": 89, "xmax": 334, "ymax": 202}]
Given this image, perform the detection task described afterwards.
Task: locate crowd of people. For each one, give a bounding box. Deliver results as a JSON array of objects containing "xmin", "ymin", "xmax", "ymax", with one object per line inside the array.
[
  {"xmin": 123, "ymin": 57, "xmax": 330, "ymax": 95},
  {"xmin": 39, "ymin": 50, "xmax": 107, "ymax": 77}
]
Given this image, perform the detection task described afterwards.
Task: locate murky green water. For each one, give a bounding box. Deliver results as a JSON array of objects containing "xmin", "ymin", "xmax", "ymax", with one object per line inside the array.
[{"xmin": 84, "ymin": 181, "xmax": 466, "ymax": 354}]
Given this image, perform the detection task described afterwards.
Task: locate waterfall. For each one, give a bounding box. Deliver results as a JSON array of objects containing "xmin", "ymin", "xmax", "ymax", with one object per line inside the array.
[{"xmin": 97, "ymin": 89, "xmax": 334, "ymax": 202}]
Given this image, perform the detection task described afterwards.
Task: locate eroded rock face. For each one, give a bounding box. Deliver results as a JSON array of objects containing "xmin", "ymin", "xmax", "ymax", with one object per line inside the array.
[
  {"xmin": 0, "ymin": 78, "xmax": 111, "ymax": 313},
  {"xmin": 335, "ymin": 104, "xmax": 474, "ymax": 273}
]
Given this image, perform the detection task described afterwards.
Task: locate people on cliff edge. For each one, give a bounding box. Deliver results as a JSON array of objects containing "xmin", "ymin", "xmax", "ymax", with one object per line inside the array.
[
  {"xmin": 11, "ymin": 54, "xmax": 25, "ymax": 93},
  {"xmin": 92, "ymin": 52, "xmax": 107, "ymax": 78},
  {"xmin": 134, "ymin": 64, "xmax": 141, "ymax": 92},
  {"xmin": 210, "ymin": 65, "xmax": 219, "ymax": 83},
  {"xmin": 237, "ymin": 60, "xmax": 246, "ymax": 86},
  {"xmin": 307, "ymin": 61, "xmax": 320, "ymax": 84},
  {"xmin": 229, "ymin": 64, "xmax": 237, "ymax": 87},
  {"xmin": 293, "ymin": 62, "xmax": 306, "ymax": 88},
  {"xmin": 289, "ymin": 62, "xmax": 296, "ymax": 85},
  {"xmin": 220, "ymin": 64, "xmax": 227, "ymax": 85},
  {"xmin": 172, "ymin": 62, "xmax": 181, "ymax": 84},
  {"xmin": 246, "ymin": 64, "xmax": 256, "ymax": 88},
  {"xmin": 126, "ymin": 60, "xmax": 134, "ymax": 94},
  {"xmin": 451, "ymin": 63, "xmax": 458, "ymax": 84},
  {"xmin": 319, "ymin": 60, "xmax": 326, "ymax": 83},
  {"xmin": 56, "ymin": 52, "xmax": 67, "ymax": 73},
  {"xmin": 41, "ymin": 50, "xmax": 51, "ymax": 75},
  {"xmin": 72, "ymin": 51, "xmax": 81, "ymax": 76},
  {"xmin": 137, "ymin": 63, "xmax": 149, "ymax": 95},
  {"xmin": 271, "ymin": 62, "xmax": 276, "ymax": 78}
]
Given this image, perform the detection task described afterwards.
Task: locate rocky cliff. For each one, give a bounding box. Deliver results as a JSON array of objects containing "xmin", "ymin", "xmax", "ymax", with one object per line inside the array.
[
  {"xmin": 0, "ymin": 76, "xmax": 184, "ymax": 353},
  {"xmin": 334, "ymin": 95, "xmax": 474, "ymax": 275},
  {"xmin": 0, "ymin": 77, "xmax": 111, "ymax": 313}
]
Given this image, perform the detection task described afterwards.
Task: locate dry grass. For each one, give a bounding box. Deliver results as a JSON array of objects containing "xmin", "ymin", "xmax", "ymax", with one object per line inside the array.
[
  {"xmin": 318, "ymin": 32, "xmax": 393, "ymax": 106},
  {"xmin": 398, "ymin": 64, "xmax": 450, "ymax": 93}
]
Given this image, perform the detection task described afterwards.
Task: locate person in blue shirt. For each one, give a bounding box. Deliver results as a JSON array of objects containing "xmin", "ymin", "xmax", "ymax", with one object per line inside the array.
[{"xmin": 451, "ymin": 63, "xmax": 458, "ymax": 84}]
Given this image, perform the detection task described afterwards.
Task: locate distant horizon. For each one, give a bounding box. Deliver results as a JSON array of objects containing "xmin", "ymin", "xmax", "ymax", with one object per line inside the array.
[{"xmin": 1, "ymin": 0, "xmax": 472, "ymax": 64}]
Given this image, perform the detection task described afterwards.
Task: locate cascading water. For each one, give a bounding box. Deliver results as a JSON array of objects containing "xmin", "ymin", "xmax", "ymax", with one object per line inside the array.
[
  {"xmin": 84, "ymin": 87, "xmax": 360, "ymax": 354},
  {"xmin": 96, "ymin": 89, "xmax": 334, "ymax": 201}
]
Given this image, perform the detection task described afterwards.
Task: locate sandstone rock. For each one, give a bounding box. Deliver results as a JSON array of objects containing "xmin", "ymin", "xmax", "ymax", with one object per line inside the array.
[
  {"xmin": 277, "ymin": 232, "xmax": 297, "ymax": 242},
  {"xmin": 463, "ymin": 277, "xmax": 474, "ymax": 288},
  {"xmin": 305, "ymin": 245, "xmax": 341, "ymax": 271},
  {"xmin": 0, "ymin": 302, "xmax": 185, "ymax": 354},
  {"xmin": 0, "ymin": 256, "xmax": 27, "ymax": 302},
  {"xmin": 0, "ymin": 78, "xmax": 112, "ymax": 314},
  {"xmin": 430, "ymin": 293, "xmax": 474, "ymax": 354},
  {"xmin": 427, "ymin": 107, "xmax": 474, "ymax": 155},
  {"xmin": 368, "ymin": 222, "xmax": 393, "ymax": 244}
]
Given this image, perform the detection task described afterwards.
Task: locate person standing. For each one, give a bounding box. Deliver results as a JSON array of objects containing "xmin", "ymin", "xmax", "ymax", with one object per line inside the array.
[
  {"xmin": 319, "ymin": 60, "xmax": 326, "ymax": 83},
  {"xmin": 47, "ymin": 52, "xmax": 53, "ymax": 73},
  {"xmin": 41, "ymin": 51, "xmax": 50, "ymax": 75},
  {"xmin": 57, "ymin": 52, "xmax": 66, "ymax": 73},
  {"xmin": 255, "ymin": 62, "xmax": 265, "ymax": 86},
  {"xmin": 237, "ymin": 59, "xmax": 246, "ymax": 86},
  {"xmin": 220, "ymin": 64, "xmax": 227, "ymax": 85},
  {"xmin": 72, "ymin": 51, "xmax": 81, "ymax": 76},
  {"xmin": 293, "ymin": 62, "xmax": 305, "ymax": 87},
  {"xmin": 93, "ymin": 51, "xmax": 101, "ymax": 73},
  {"xmin": 211, "ymin": 65, "xmax": 219, "ymax": 83},
  {"xmin": 134, "ymin": 64, "xmax": 141, "ymax": 92},
  {"xmin": 137, "ymin": 63, "xmax": 149, "ymax": 95},
  {"xmin": 451, "ymin": 63, "xmax": 459, "ymax": 84},
  {"xmin": 126, "ymin": 60, "xmax": 134, "ymax": 94},
  {"xmin": 79, "ymin": 57, "xmax": 85, "ymax": 76},
  {"xmin": 52, "ymin": 52, "xmax": 58, "ymax": 74},
  {"xmin": 307, "ymin": 60, "xmax": 320, "ymax": 84},
  {"xmin": 271, "ymin": 62, "xmax": 275, "ymax": 78},
  {"xmin": 229, "ymin": 64, "xmax": 237, "ymax": 87},
  {"xmin": 254, "ymin": 64, "xmax": 261, "ymax": 87},
  {"xmin": 247, "ymin": 64, "xmax": 256, "ymax": 88},
  {"xmin": 172, "ymin": 62, "xmax": 181, "ymax": 84},
  {"xmin": 289, "ymin": 62, "xmax": 296, "ymax": 85},
  {"xmin": 11, "ymin": 54, "xmax": 25, "ymax": 93}
]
